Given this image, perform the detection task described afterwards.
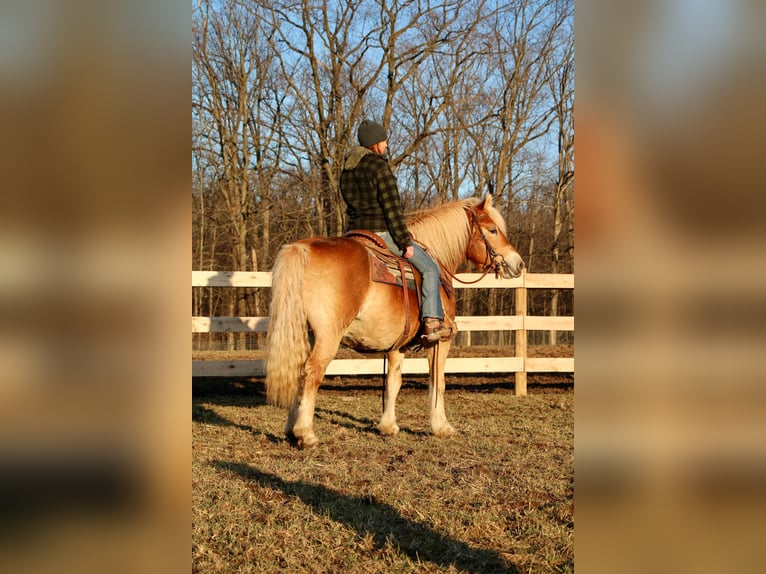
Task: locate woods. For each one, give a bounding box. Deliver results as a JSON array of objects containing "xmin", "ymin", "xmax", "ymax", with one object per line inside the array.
[{"xmin": 192, "ymin": 0, "xmax": 574, "ymax": 350}]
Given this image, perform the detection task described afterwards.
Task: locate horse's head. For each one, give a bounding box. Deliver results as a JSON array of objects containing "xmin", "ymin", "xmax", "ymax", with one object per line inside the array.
[{"xmin": 465, "ymin": 195, "xmax": 525, "ymax": 279}]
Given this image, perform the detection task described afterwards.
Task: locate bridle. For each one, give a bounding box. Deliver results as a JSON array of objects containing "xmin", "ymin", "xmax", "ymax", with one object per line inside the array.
[{"xmin": 450, "ymin": 208, "xmax": 509, "ymax": 285}]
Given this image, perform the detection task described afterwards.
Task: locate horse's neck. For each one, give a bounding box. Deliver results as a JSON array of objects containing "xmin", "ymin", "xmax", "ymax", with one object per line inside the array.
[{"xmin": 410, "ymin": 224, "xmax": 466, "ymax": 275}]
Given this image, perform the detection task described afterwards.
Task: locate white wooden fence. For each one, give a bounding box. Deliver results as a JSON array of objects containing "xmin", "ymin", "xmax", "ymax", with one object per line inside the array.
[{"xmin": 192, "ymin": 271, "xmax": 574, "ymax": 395}]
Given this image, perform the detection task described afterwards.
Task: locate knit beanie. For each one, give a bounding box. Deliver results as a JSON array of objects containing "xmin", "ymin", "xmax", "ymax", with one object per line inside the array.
[{"xmin": 357, "ymin": 119, "xmax": 388, "ymax": 147}]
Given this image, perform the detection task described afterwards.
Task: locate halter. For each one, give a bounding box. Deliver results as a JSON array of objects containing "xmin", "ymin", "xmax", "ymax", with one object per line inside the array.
[{"xmin": 449, "ymin": 208, "xmax": 508, "ymax": 286}]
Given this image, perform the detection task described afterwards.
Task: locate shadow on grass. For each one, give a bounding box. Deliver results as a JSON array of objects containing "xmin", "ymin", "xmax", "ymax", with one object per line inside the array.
[
  {"xmin": 211, "ymin": 460, "xmax": 520, "ymax": 573},
  {"xmin": 314, "ymin": 406, "xmax": 376, "ymax": 428},
  {"xmin": 192, "ymin": 401, "xmax": 282, "ymax": 444},
  {"xmin": 193, "ymin": 374, "xmax": 573, "ymax": 402},
  {"xmin": 192, "ymin": 377, "xmax": 267, "ymax": 398},
  {"xmin": 314, "ymin": 407, "xmax": 431, "ymax": 438}
]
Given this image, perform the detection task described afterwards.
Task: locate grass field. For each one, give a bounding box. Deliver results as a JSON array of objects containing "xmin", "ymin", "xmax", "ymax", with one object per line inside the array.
[{"xmin": 193, "ymin": 375, "xmax": 573, "ymax": 573}]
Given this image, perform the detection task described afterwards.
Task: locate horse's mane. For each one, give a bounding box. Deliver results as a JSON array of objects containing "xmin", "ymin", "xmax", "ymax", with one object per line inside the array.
[{"xmin": 407, "ymin": 197, "xmax": 506, "ymax": 273}]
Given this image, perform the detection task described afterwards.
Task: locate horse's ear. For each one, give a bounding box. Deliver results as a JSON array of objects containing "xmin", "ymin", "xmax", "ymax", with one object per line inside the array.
[{"xmin": 481, "ymin": 194, "xmax": 493, "ymax": 210}]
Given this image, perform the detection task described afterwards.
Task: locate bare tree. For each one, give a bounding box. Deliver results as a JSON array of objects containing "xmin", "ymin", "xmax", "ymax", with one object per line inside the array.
[
  {"xmin": 547, "ymin": 20, "xmax": 574, "ymax": 344},
  {"xmin": 479, "ymin": 1, "xmax": 571, "ymax": 207},
  {"xmin": 194, "ymin": 0, "xmax": 289, "ymax": 348},
  {"xmin": 261, "ymin": 0, "xmax": 380, "ymax": 236}
]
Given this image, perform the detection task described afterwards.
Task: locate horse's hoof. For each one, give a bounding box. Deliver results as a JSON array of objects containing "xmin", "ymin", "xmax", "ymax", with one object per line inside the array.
[
  {"xmin": 297, "ymin": 434, "xmax": 319, "ymax": 448},
  {"xmin": 377, "ymin": 422, "xmax": 400, "ymax": 436},
  {"xmin": 433, "ymin": 425, "xmax": 456, "ymax": 438}
]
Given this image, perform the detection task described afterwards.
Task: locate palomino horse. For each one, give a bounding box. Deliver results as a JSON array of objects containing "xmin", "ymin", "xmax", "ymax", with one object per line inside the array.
[{"xmin": 265, "ymin": 195, "xmax": 524, "ymax": 447}]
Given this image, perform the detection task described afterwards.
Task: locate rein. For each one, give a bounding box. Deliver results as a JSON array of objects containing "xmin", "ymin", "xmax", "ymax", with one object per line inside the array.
[{"xmin": 449, "ymin": 267, "xmax": 494, "ymax": 285}]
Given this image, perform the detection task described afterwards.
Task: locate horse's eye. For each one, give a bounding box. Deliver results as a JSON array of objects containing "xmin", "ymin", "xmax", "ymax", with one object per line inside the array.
[{"xmin": 487, "ymin": 228, "xmax": 498, "ymax": 235}]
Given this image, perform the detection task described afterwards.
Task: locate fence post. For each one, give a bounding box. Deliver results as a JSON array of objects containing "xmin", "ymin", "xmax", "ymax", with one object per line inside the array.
[{"xmin": 514, "ymin": 273, "xmax": 528, "ymax": 396}]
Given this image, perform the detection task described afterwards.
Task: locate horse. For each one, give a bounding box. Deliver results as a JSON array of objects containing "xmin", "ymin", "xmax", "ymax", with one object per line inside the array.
[{"xmin": 265, "ymin": 194, "xmax": 524, "ymax": 447}]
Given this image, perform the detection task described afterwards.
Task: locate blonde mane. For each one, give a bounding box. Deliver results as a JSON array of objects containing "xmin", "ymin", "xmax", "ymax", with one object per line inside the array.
[{"xmin": 407, "ymin": 197, "xmax": 506, "ymax": 273}]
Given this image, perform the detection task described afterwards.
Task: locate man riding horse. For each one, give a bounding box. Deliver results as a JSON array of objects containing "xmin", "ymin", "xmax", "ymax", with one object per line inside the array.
[{"xmin": 340, "ymin": 119, "xmax": 452, "ymax": 343}]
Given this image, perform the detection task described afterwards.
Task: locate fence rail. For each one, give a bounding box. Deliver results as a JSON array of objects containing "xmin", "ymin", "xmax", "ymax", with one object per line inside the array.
[{"xmin": 192, "ymin": 271, "xmax": 574, "ymax": 395}]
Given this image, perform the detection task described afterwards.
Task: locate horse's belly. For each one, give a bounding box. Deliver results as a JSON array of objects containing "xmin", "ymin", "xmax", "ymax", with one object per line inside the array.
[
  {"xmin": 341, "ymin": 317, "xmax": 404, "ymax": 351},
  {"xmin": 341, "ymin": 324, "xmax": 399, "ymax": 352}
]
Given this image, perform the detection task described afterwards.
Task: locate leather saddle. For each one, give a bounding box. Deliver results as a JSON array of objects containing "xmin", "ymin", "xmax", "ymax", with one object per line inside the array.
[
  {"xmin": 345, "ymin": 230, "xmax": 422, "ymax": 349},
  {"xmin": 345, "ymin": 230, "xmax": 454, "ymax": 348},
  {"xmin": 344, "ymin": 229, "xmax": 420, "ymax": 292}
]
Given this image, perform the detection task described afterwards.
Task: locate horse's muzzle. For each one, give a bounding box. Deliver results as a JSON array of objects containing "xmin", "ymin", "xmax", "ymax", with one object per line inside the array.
[{"xmin": 498, "ymin": 255, "xmax": 524, "ymax": 279}]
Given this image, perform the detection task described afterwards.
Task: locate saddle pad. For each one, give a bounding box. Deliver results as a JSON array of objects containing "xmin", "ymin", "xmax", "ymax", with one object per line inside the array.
[{"xmin": 367, "ymin": 250, "xmax": 417, "ymax": 289}]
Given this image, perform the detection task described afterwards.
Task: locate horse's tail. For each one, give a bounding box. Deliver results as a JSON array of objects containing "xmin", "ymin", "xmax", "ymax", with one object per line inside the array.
[{"xmin": 265, "ymin": 243, "xmax": 311, "ymax": 409}]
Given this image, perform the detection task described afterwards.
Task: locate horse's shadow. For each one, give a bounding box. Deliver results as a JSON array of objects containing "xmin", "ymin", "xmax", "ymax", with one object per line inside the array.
[
  {"xmin": 314, "ymin": 407, "xmax": 430, "ymax": 438},
  {"xmin": 211, "ymin": 460, "xmax": 519, "ymax": 573},
  {"xmin": 192, "ymin": 400, "xmax": 283, "ymax": 444}
]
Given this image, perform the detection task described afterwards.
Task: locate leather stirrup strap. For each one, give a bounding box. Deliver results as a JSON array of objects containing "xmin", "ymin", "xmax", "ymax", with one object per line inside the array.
[{"xmin": 388, "ymin": 257, "xmax": 411, "ymax": 351}]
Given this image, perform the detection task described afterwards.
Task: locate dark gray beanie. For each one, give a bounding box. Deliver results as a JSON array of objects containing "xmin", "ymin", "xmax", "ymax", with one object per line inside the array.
[{"xmin": 357, "ymin": 119, "xmax": 387, "ymax": 147}]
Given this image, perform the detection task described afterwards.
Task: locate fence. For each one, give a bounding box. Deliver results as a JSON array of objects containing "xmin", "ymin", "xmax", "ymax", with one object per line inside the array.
[{"xmin": 192, "ymin": 271, "xmax": 574, "ymax": 395}]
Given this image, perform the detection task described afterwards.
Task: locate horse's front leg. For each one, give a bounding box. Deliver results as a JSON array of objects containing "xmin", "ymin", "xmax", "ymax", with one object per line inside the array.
[
  {"xmin": 428, "ymin": 340, "xmax": 456, "ymax": 437},
  {"xmin": 378, "ymin": 349, "xmax": 405, "ymax": 435}
]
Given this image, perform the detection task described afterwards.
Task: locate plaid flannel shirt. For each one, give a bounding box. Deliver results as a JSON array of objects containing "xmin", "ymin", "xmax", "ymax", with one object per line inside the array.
[{"xmin": 340, "ymin": 147, "xmax": 413, "ymax": 253}]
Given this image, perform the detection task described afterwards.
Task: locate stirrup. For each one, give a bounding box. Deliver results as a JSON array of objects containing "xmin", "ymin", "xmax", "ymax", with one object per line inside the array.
[{"xmin": 421, "ymin": 318, "xmax": 452, "ymax": 343}]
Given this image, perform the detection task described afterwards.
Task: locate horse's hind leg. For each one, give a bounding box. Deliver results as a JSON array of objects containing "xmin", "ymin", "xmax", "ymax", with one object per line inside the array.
[
  {"xmin": 378, "ymin": 349, "xmax": 404, "ymax": 435},
  {"xmin": 287, "ymin": 333, "xmax": 341, "ymax": 448}
]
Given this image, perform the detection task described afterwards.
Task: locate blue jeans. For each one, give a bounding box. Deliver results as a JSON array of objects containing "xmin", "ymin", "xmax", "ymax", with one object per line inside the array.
[{"xmin": 378, "ymin": 232, "xmax": 443, "ymax": 320}]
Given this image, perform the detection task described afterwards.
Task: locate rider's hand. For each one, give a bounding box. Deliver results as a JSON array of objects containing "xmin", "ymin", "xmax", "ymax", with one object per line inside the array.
[{"xmin": 403, "ymin": 245, "xmax": 414, "ymax": 259}]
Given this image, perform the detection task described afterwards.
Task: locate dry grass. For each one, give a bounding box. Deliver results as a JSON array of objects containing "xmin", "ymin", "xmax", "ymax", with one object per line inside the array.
[{"xmin": 193, "ymin": 376, "xmax": 573, "ymax": 573}]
